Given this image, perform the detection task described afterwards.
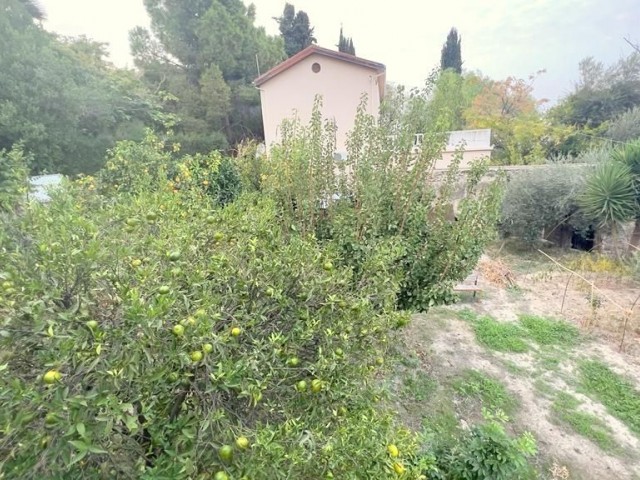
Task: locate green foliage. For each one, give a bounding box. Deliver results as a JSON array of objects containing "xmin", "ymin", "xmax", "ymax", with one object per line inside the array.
[
  {"xmin": 428, "ymin": 410, "xmax": 537, "ymax": 480},
  {"xmin": 132, "ymin": 0, "xmax": 286, "ymax": 151},
  {"xmin": 275, "ymin": 3, "xmax": 316, "ymax": 57},
  {"xmin": 579, "ymin": 360, "xmax": 640, "ymax": 435},
  {"xmin": 500, "ymin": 164, "xmax": 590, "ymax": 244},
  {"xmin": 453, "ymin": 370, "xmax": 518, "ymax": 415},
  {"xmin": 552, "ymin": 53, "xmax": 640, "ymax": 130},
  {"xmin": 0, "ymin": 144, "xmax": 29, "ymax": 212},
  {"xmin": 518, "ymin": 314, "xmax": 581, "ymax": 346},
  {"xmin": 579, "ymin": 161, "xmax": 636, "ymax": 227},
  {"xmin": 337, "ymin": 27, "xmax": 355, "ymax": 55},
  {"xmin": 473, "ymin": 316, "xmax": 529, "ymax": 353},
  {"xmin": 551, "ymin": 392, "xmax": 617, "ymax": 451},
  {"xmin": 263, "ymin": 96, "xmax": 503, "ymax": 309},
  {"xmin": 0, "ymin": 2, "xmax": 163, "ymax": 174},
  {"xmin": 0, "ymin": 169, "xmax": 417, "ymax": 477},
  {"xmin": 440, "ymin": 27, "xmax": 462, "ymax": 74},
  {"xmin": 605, "ymin": 106, "xmax": 640, "ymax": 142},
  {"xmin": 402, "ymin": 371, "xmax": 437, "ymax": 401}
]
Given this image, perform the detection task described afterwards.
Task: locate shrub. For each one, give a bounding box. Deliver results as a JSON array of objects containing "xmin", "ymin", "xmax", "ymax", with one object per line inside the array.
[
  {"xmin": 263, "ymin": 97, "xmax": 504, "ymax": 309},
  {"xmin": 500, "ymin": 164, "xmax": 590, "ymax": 244},
  {"xmin": 0, "ymin": 173, "xmax": 415, "ymax": 478},
  {"xmin": 0, "ymin": 144, "xmax": 29, "ymax": 212},
  {"xmin": 605, "ymin": 106, "xmax": 640, "ymax": 143},
  {"xmin": 426, "ymin": 410, "xmax": 537, "ymax": 480}
]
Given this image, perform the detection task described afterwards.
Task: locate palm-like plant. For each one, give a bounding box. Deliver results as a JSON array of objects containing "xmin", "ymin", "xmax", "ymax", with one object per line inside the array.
[{"xmin": 580, "ymin": 140, "xmax": 640, "ymax": 251}]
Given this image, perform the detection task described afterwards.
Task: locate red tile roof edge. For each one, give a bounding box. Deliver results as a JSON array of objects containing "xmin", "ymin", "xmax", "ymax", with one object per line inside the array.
[{"xmin": 254, "ymin": 45, "xmax": 386, "ymax": 86}]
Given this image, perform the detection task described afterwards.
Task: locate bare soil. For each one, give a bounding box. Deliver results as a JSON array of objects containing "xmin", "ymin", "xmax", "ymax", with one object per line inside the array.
[{"xmin": 392, "ymin": 249, "xmax": 640, "ymax": 480}]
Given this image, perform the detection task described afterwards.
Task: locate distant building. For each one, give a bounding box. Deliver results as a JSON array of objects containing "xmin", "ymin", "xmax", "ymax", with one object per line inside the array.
[
  {"xmin": 254, "ymin": 45, "xmax": 386, "ymax": 158},
  {"xmin": 414, "ymin": 129, "xmax": 493, "ymax": 170},
  {"xmin": 28, "ymin": 174, "xmax": 63, "ymax": 203}
]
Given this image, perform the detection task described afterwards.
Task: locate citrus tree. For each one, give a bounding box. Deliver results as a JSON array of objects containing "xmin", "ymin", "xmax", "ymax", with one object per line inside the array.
[{"xmin": 0, "ymin": 137, "xmax": 420, "ymax": 479}]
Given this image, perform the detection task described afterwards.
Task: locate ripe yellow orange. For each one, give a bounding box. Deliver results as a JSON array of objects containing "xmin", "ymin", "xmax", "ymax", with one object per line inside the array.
[
  {"xmin": 43, "ymin": 370, "xmax": 61, "ymax": 384},
  {"xmin": 190, "ymin": 351, "xmax": 203, "ymax": 362},
  {"xmin": 231, "ymin": 327, "xmax": 241, "ymax": 337},
  {"xmin": 235, "ymin": 436, "xmax": 249, "ymax": 450},
  {"xmin": 202, "ymin": 343, "xmax": 213, "ymax": 353},
  {"xmin": 131, "ymin": 259, "xmax": 142, "ymax": 267},
  {"xmin": 172, "ymin": 324, "xmax": 185, "ymax": 337},
  {"xmin": 393, "ymin": 462, "xmax": 405, "ymax": 475},
  {"xmin": 387, "ymin": 444, "xmax": 399, "ymax": 458}
]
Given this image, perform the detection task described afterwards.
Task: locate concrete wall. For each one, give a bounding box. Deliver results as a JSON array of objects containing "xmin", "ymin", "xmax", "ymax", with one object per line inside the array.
[{"xmin": 258, "ymin": 53, "xmax": 382, "ymax": 153}]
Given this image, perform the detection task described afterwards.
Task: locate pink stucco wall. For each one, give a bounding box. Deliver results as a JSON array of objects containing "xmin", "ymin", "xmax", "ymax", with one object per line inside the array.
[{"xmin": 257, "ymin": 53, "xmax": 383, "ymax": 154}]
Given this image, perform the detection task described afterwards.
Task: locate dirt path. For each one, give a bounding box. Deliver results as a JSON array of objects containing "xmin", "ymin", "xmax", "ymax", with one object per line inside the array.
[{"xmin": 404, "ymin": 312, "xmax": 639, "ymax": 479}]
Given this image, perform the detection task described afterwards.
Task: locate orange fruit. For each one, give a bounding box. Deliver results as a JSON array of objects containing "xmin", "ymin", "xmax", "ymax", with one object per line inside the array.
[{"xmin": 235, "ymin": 436, "xmax": 249, "ymax": 450}]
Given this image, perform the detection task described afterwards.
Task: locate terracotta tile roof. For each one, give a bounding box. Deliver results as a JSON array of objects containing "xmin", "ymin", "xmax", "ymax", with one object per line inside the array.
[{"xmin": 254, "ymin": 45, "xmax": 386, "ymax": 87}]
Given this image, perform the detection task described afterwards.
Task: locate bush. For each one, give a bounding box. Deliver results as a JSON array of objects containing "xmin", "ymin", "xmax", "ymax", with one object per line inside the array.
[
  {"xmin": 0, "ymin": 173, "xmax": 416, "ymax": 478},
  {"xmin": 263, "ymin": 98, "xmax": 504, "ymax": 309},
  {"xmin": 605, "ymin": 106, "xmax": 640, "ymax": 143},
  {"xmin": 500, "ymin": 164, "xmax": 591, "ymax": 244},
  {"xmin": 425, "ymin": 410, "xmax": 537, "ymax": 480},
  {"xmin": 0, "ymin": 144, "xmax": 29, "ymax": 212}
]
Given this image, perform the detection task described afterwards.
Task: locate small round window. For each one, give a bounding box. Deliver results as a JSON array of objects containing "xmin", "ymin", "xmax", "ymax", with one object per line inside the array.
[{"xmin": 311, "ymin": 62, "xmax": 321, "ymax": 73}]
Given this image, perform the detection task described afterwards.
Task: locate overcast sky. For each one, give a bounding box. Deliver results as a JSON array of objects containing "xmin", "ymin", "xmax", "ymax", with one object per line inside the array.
[{"xmin": 40, "ymin": 0, "xmax": 639, "ymax": 103}]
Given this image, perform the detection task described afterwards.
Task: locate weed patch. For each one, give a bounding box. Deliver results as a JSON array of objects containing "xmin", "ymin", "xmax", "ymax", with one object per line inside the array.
[
  {"xmin": 402, "ymin": 371, "xmax": 437, "ymax": 402},
  {"xmin": 454, "ymin": 370, "xmax": 519, "ymax": 415},
  {"xmin": 474, "ymin": 316, "xmax": 529, "ymax": 353},
  {"xmin": 519, "ymin": 314, "xmax": 580, "ymax": 347},
  {"xmin": 456, "ymin": 308, "xmax": 479, "ymax": 322},
  {"xmin": 579, "ymin": 360, "xmax": 640, "ymax": 436},
  {"xmin": 551, "ymin": 392, "xmax": 617, "ymax": 451}
]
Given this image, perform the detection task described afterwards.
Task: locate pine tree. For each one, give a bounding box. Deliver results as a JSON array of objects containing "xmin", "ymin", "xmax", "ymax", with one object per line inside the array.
[
  {"xmin": 440, "ymin": 27, "xmax": 462, "ymax": 74},
  {"xmin": 337, "ymin": 27, "xmax": 356, "ymax": 55},
  {"xmin": 274, "ymin": 3, "xmax": 316, "ymax": 57}
]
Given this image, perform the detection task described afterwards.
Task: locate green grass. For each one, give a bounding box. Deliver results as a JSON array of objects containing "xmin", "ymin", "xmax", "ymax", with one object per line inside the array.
[
  {"xmin": 453, "ymin": 370, "xmax": 519, "ymax": 415},
  {"xmin": 473, "ymin": 316, "xmax": 529, "ymax": 353},
  {"xmin": 456, "ymin": 308, "xmax": 478, "ymax": 322},
  {"xmin": 519, "ymin": 314, "xmax": 581, "ymax": 347},
  {"xmin": 402, "ymin": 371, "xmax": 437, "ymax": 401},
  {"xmin": 579, "ymin": 360, "xmax": 640, "ymax": 436},
  {"xmin": 551, "ymin": 392, "xmax": 617, "ymax": 451}
]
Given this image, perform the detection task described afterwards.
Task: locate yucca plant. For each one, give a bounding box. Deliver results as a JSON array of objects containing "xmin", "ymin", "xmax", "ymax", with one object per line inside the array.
[
  {"xmin": 612, "ymin": 140, "xmax": 640, "ymax": 249},
  {"xmin": 580, "ymin": 161, "xmax": 636, "ymax": 254},
  {"xmin": 580, "ymin": 140, "xmax": 640, "ymax": 251}
]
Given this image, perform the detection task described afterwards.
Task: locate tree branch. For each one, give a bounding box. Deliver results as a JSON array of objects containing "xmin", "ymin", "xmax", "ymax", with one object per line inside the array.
[{"xmin": 624, "ymin": 37, "xmax": 640, "ymax": 54}]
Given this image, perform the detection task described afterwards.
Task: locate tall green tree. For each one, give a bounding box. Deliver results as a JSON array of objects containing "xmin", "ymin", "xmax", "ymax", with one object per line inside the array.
[
  {"xmin": 0, "ymin": 0, "xmax": 161, "ymax": 174},
  {"xmin": 131, "ymin": 0, "xmax": 285, "ymax": 152},
  {"xmin": 440, "ymin": 27, "xmax": 462, "ymax": 74},
  {"xmin": 274, "ymin": 3, "xmax": 316, "ymax": 57},
  {"xmin": 552, "ymin": 53, "xmax": 640, "ymax": 129},
  {"xmin": 337, "ymin": 27, "xmax": 356, "ymax": 55}
]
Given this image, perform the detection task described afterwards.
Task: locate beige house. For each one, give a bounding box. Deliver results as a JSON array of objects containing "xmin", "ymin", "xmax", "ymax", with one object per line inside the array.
[{"xmin": 254, "ymin": 45, "xmax": 386, "ymax": 156}]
